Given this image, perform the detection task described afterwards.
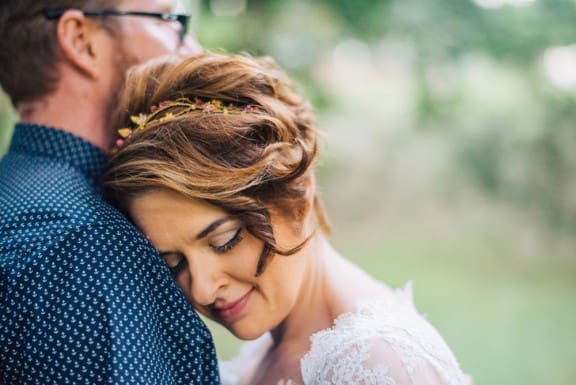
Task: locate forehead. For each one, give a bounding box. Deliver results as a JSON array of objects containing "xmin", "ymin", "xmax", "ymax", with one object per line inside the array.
[{"xmin": 130, "ymin": 189, "xmax": 225, "ymax": 225}]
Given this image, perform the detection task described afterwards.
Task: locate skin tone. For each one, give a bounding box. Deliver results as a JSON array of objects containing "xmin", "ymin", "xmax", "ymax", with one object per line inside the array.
[
  {"xmin": 18, "ymin": 0, "xmax": 201, "ymax": 150},
  {"xmin": 115, "ymin": 0, "xmax": 201, "ymax": 65},
  {"xmin": 129, "ymin": 188, "xmax": 387, "ymax": 385}
]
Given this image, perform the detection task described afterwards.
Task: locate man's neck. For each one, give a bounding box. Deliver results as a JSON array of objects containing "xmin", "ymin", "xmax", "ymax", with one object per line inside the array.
[{"xmin": 18, "ymin": 85, "xmax": 113, "ymax": 151}]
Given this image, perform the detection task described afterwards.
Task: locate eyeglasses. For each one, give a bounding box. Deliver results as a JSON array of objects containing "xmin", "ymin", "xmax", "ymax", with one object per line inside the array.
[{"xmin": 42, "ymin": 9, "xmax": 190, "ymax": 43}]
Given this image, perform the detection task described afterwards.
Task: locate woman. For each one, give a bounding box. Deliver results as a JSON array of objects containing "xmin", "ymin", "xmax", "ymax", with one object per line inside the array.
[{"xmin": 102, "ymin": 53, "xmax": 472, "ymax": 385}]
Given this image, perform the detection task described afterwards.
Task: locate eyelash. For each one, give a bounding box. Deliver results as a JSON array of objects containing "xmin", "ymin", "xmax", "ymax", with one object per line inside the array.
[
  {"xmin": 168, "ymin": 228, "xmax": 243, "ymax": 277},
  {"xmin": 169, "ymin": 257, "xmax": 187, "ymax": 277},
  {"xmin": 212, "ymin": 228, "xmax": 243, "ymax": 253}
]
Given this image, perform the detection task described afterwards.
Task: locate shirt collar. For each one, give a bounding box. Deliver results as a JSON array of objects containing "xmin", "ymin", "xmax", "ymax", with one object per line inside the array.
[{"xmin": 9, "ymin": 123, "xmax": 107, "ymax": 185}]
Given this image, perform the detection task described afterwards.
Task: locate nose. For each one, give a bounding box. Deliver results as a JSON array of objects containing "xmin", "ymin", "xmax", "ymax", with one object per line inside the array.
[
  {"xmin": 188, "ymin": 258, "xmax": 226, "ymax": 306},
  {"xmin": 178, "ymin": 35, "xmax": 203, "ymax": 57}
]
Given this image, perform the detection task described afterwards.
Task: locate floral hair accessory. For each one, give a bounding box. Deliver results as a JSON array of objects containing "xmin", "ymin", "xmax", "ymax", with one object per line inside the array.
[{"xmin": 113, "ymin": 97, "xmax": 263, "ymax": 150}]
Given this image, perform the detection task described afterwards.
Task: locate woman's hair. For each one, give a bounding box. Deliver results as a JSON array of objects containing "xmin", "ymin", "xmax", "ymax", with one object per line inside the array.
[{"xmin": 101, "ymin": 52, "xmax": 330, "ymax": 274}]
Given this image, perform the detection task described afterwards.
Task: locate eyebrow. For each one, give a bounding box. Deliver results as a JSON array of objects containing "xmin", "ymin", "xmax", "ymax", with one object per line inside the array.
[{"xmin": 196, "ymin": 216, "xmax": 236, "ymax": 240}]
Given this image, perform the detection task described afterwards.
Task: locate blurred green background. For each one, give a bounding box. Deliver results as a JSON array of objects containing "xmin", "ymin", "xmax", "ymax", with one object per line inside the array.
[{"xmin": 2, "ymin": 0, "xmax": 576, "ymax": 384}]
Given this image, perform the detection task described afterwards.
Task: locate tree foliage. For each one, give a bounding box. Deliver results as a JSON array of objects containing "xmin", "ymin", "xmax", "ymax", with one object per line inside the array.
[{"xmin": 1, "ymin": 0, "xmax": 575, "ymax": 231}]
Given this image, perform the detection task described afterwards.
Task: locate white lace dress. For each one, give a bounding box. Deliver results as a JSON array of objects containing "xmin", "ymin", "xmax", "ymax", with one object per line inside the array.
[{"xmin": 219, "ymin": 283, "xmax": 472, "ymax": 385}]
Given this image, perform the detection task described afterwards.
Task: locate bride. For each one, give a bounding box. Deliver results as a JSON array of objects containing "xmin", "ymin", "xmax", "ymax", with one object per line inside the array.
[{"xmin": 102, "ymin": 52, "xmax": 472, "ymax": 385}]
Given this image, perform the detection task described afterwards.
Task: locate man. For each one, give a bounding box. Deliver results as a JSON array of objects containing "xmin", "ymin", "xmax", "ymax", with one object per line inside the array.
[{"xmin": 0, "ymin": 1, "xmax": 220, "ymax": 384}]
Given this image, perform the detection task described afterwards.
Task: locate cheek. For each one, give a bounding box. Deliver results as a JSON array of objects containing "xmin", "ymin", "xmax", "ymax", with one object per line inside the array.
[
  {"xmin": 231, "ymin": 234, "xmax": 266, "ymax": 275},
  {"xmin": 140, "ymin": 27, "xmax": 179, "ymax": 55},
  {"xmin": 259, "ymin": 255, "xmax": 304, "ymax": 310},
  {"xmin": 172, "ymin": 237, "xmax": 263, "ymax": 303},
  {"xmin": 122, "ymin": 27, "xmax": 179, "ymax": 65},
  {"xmin": 175, "ymin": 270, "xmax": 194, "ymax": 302}
]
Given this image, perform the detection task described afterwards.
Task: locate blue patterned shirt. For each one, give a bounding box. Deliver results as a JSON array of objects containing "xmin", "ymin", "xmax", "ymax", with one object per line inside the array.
[{"xmin": 0, "ymin": 124, "xmax": 220, "ymax": 385}]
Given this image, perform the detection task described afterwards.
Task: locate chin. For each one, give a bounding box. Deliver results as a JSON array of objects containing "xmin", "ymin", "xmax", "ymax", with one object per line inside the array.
[{"xmin": 227, "ymin": 324, "xmax": 267, "ymax": 341}]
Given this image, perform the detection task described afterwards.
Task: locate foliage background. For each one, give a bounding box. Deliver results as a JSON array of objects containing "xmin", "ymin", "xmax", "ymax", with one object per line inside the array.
[{"xmin": 1, "ymin": 0, "xmax": 575, "ymax": 383}]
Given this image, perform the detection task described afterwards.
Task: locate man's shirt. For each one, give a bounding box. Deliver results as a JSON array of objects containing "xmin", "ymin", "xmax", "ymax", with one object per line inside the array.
[{"xmin": 0, "ymin": 124, "xmax": 220, "ymax": 385}]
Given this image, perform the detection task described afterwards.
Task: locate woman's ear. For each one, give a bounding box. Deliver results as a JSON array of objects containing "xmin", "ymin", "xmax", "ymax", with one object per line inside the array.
[
  {"xmin": 303, "ymin": 173, "xmax": 331, "ymax": 235},
  {"xmin": 303, "ymin": 173, "xmax": 317, "ymax": 218},
  {"xmin": 55, "ymin": 10, "xmax": 100, "ymax": 79}
]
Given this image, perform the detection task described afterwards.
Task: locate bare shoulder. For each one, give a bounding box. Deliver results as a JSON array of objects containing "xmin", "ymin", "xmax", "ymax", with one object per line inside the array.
[{"xmin": 324, "ymin": 252, "xmax": 393, "ymax": 315}]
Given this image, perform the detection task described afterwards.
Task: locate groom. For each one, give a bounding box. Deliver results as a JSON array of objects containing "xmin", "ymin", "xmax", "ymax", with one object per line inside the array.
[{"xmin": 0, "ymin": 0, "xmax": 219, "ymax": 384}]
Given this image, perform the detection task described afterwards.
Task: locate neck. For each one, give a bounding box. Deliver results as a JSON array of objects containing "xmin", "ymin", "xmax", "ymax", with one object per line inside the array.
[
  {"xmin": 270, "ymin": 235, "xmax": 341, "ymax": 349},
  {"xmin": 18, "ymin": 79, "xmax": 114, "ymax": 151}
]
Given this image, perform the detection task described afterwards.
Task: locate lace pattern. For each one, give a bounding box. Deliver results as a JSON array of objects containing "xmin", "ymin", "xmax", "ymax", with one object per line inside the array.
[{"xmin": 301, "ymin": 283, "xmax": 470, "ymax": 385}]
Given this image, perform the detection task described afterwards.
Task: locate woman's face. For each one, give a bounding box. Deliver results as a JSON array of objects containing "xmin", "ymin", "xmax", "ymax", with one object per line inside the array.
[{"xmin": 129, "ymin": 188, "xmax": 309, "ymax": 340}]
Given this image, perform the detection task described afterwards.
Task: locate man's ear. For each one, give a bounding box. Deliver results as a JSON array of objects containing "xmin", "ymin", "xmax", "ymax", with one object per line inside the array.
[{"xmin": 55, "ymin": 10, "xmax": 100, "ymax": 79}]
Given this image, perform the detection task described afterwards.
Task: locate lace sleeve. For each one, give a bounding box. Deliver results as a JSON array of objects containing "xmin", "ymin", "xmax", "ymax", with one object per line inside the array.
[
  {"xmin": 301, "ymin": 334, "xmax": 471, "ymax": 385},
  {"xmin": 300, "ymin": 285, "xmax": 472, "ymax": 385},
  {"xmin": 357, "ymin": 335, "xmax": 472, "ymax": 385}
]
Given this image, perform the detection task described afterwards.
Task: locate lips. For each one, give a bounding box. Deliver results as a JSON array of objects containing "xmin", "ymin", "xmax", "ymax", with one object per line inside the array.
[{"xmin": 213, "ymin": 289, "xmax": 253, "ymax": 320}]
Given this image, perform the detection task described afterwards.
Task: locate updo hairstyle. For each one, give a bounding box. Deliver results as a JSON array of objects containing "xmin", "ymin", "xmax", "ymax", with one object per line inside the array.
[{"xmin": 101, "ymin": 52, "xmax": 330, "ymax": 274}]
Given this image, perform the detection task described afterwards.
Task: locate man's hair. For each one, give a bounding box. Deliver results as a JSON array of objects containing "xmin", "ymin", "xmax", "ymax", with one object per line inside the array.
[
  {"xmin": 102, "ymin": 53, "xmax": 331, "ymax": 275},
  {"xmin": 0, "ymin": 0, "xmax": 119, "ymax": 107}
]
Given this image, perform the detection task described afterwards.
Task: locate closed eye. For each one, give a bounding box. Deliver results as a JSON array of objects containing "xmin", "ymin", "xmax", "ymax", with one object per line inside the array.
[
  {"xmin": 169, "ymin": 257, "xmax": 187, "ymax": 276},
  {"xmin": 211, "ymin": 227, "xmax": 243, "ymax": 253},
  {"xmin": 161, "ymin": 253, "xmax": 187, "ymax": 277},
  {"xmin": 161, "ymin": 223, "xmax": 242, "ymax": 276}
]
